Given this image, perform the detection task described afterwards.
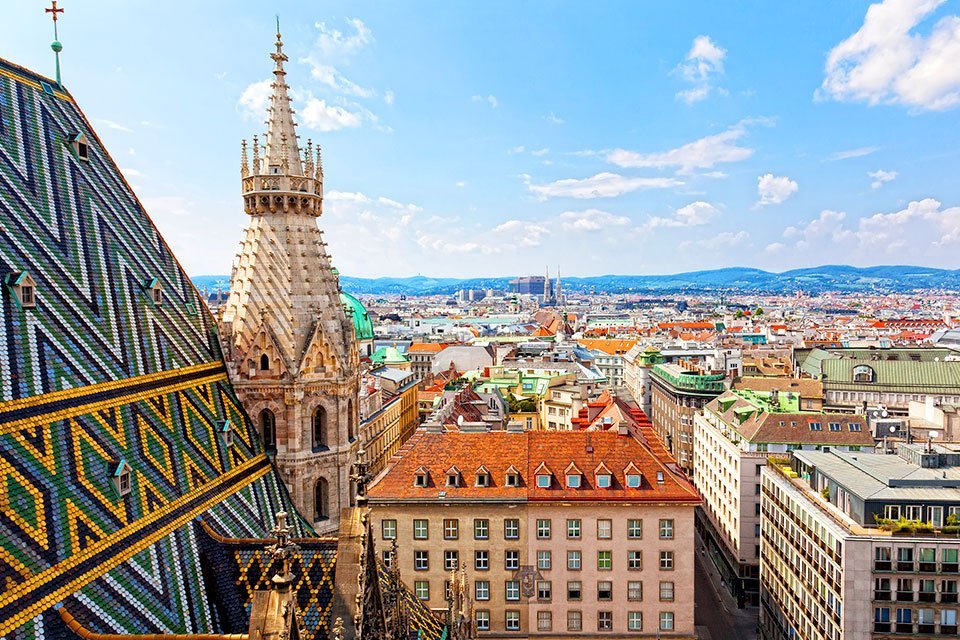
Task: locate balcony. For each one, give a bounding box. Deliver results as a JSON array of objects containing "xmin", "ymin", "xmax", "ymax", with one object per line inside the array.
[
  {"xmin": 873, "ymin": 622, "xmax": 891, "ymax": 632},
  {"xmin": 919, "ymin": 561, "xmax": 937, "ymax": 573},
  {"xmin": 942, "ymin": 592, "xmax": 959, "ymax": 604},
  {"xmin": 897, "ymin": 562, "xmax": 915, "ymax": 572},
  {"xmin": 896, "ymin": 591, "xmax": 916, "ymax": 602},
  {"xmin": 941, "ymin": 625, "xmax": 958, "ymax": 634},
  {"xmin": 943, "ymin": 563, "xmax": 959, "ymax": 573},
  {"xmin": 874, "ymin": 560, "xmax": 893, "ymax": 571},
  {"xmin": 918, "ymin": 591, "xmax": 937, "ymax": 603},
  {"xmin": 874, "ymin": 590, "xmax": 891, "ymax": 601},
  {"xmin": 896, "ymin": 623, "xmax": 913, "ymax": 633}
]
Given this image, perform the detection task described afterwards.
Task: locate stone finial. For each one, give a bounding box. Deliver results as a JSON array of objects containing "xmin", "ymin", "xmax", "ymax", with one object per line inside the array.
[
  {"xmin": 252, "ymin": 134, "xmax": 260, "ymax": 174},
  {"xmin": 241, "ymin": 139, "xmax": 249, "ymax": 178},
  {"xmin": 264, "ymin": 511, "xmax": 300, "ymax": 591}
]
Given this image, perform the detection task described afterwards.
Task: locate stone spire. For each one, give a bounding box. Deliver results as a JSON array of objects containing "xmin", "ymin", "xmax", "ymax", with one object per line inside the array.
[{"xmin": 263, "ymin": 26, "xmax": 303, "ymax": 176}]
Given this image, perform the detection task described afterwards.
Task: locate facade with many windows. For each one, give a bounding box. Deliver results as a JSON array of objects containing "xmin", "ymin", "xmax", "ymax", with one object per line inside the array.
[{"xmin": 368, "ymin": 429, "xmax": 700, "ymax": 637}]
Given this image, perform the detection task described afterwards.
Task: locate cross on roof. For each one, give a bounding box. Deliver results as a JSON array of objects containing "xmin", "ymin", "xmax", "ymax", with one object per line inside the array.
[{"xmin": 45, "ymin": 0, "xmax": 63, "ymax": 23}]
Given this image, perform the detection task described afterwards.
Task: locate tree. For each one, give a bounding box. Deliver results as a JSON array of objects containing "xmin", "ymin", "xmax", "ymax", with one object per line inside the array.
[{"xmin": 755, "ymin": 307, "xmax": 764, "ymax": 316}]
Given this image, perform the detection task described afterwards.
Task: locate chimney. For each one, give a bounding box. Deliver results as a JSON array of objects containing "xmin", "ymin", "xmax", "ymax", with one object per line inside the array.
[
  {"xmin": 769, "ymin": 388, "xmax": 779, "ymax": 409},
  {"xmin": 617, "ymin": 421, "xmax": 629, "ymax": 436}
]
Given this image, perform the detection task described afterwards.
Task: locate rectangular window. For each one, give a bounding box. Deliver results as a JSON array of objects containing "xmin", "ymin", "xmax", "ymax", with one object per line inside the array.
[
  {"xmin": 413, "ymin": 519, "xmax": 428, "ymax": 540},
  {"xmin": 567, "ymin": 518, "xmax": 581, "ymax": 539},
  {"xmin": 444, "ymin": 550, "xmax": 459, "ymax": 571},
  {"xmin": 475, "ymin": 550, "xmax": 489, "ymax": 571},
  {"xmin": 567, "ymin": 610, "xmax": 582, "ymax": 631},
  {"xmin": 505, "ymin": 580, "xmax": 520, "ymax": 601},
  {"xmin": 475, "ymin": 610, "xmax": 490, "ymax": 631},
  {"xmin": 414, "ymin": 580, "xmax": 429, "ymax": 601},
  {"xmin": 537, "ymin": 519, "xmax": 551, "ymax": 539},
  {"xmin": 475, "ymin": 580, "xmax": 489, "ymax": 601},
  {"xmin": 660, "ymin": 551, "xmax": 674, "ymax": 570},
  {"xmin": 567, "ymin": 580, "xmax": 582, "ymax": 601},
  {"xmin": 504, "ymin": 518, "xmax": 520, "ymax": 540},
  {"xmin": 598, "ymin": 550, "xmax": 612, "ymax": 570},
  {"xmin": 597, "ymin": 580, "xmax": 613, "ymax": 601},
  {"xmin": 537, "ymin": 580, "xmax": 552, "ymax": 600},
  {"xmin": 905, "ymin": 505, "xmax": 923, "ymax": 520},
  {"xmin": 628, "ymin": 611, "xmax": 643, "ymax": 631},
  {"xmin": 382, "ymin": 519, "xmax": 397, "ymax": 539},
  {"xmin": 944, "ymin": 548, "xmax": 959, "ymax": 563},
  {"xmin": 474, "ymin": 519, "xmax": 489, "ymax": 540},
  {"xmin": 443, "ymin": 519, "xmax": 459, "ymax": 540},
  {"xmin": 505, "ymin": 550, "xmax": 520, "ymax": 571},
  {"xmin": 568, "ymin": 550, "xmax": 582, "ymax": 570},
  {"xmin": 628, "ymin": 581, "xmax": 643, "ymax": 601},
  {"xmin": 537, "ymin": 550, "xmax": 552, "ymax": 570},
  {"xmin": 414, "ymin": 550, "xmax": 429, "ymax": 571},
  {"xmin": 884, "ymin": 505, "xmax": 901, "ymax": 520},
  {"xmin": 537, "ymin": 610, "xmax": 552, "ymax": 631},
  {"xmin": 628, "ymin": 550, "xmax": 642, "ymax": 570},
  {"xmin": 659, "ymin": 519, "xmax": 675, "ymax": 539},
  {"xmin": 597, "ymin": 611, "xmax": 612, "ymax": 631},
  {"xmin": 628, "ymin": 519, "xmax": 643, "ymax": 539},
  {"xmin": 597, "ymin": 519, "xmax": 612, "ymax": 539},
  {"xmin": 659, "ymin": 612, "xmax": 674, "ymax": 631},
  {"xmin": 537, "ymin": 474, "xmax": 551, "ymax": 488},
  {"xmin": 660, "ymin": 581, "xmax": 675, "ymax": 601},
  {"xmin": 505, "ymin": 611, "xmax": 520, "ymax": 631},
  {"xmin": 382, "ymin": 550, "xmax": 392, "ymax": 568}
]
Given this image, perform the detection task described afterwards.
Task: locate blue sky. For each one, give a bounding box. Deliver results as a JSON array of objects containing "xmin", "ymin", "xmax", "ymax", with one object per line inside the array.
[{"xmin": 4, "ymin": 0, "xmax": 960, "ymax": 278}]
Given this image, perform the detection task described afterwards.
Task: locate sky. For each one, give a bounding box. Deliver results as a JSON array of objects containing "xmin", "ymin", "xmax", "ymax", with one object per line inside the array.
[{"xmin": 4, "ymin": 0, "xmax": 960, "ymax": 278}]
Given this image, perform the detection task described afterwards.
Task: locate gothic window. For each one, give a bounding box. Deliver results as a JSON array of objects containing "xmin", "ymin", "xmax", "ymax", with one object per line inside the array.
[
  {"xmin": 313, "ymin": 406, "xmax": 328, "ymax": 450},
  {"xmin": 315, "ymin": 478, "xmax": 329, "ymax": 521},
  {"xmin": 260, "ymin": 353, "xmax": 270, "ymax": 371},
  {"xmin": 347, "ymin": 399, "xmax": 356, "ymax": 441},
  {"xmin": 259, "ymin": 408, "xmax": 276, "ymax": 452}
]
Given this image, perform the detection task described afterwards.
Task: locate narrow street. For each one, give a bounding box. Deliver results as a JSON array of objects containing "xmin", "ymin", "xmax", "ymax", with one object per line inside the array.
[{"xmin": 694, "ymin": 533, "xmax": 758, "ymax": 640}]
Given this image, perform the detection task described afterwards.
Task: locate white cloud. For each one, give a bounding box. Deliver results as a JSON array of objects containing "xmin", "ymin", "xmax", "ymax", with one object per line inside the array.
[
  {"xmin": 829, "ymin": 146, "xmax": 879, "ymax": 161},
  {"xmin": 508, "ymin": 145, "xmax": 526, "ymax": 154},
  {"xmin": 492, "ymin": 220, "xmax": 551, "ymax": 246},
  {"xmin": 559, "ymin": 209, "xmax": 631, "ymax": 231},
  {"xmin": 868, "ymin": 169, "xmax": 898, "ymax": 188},
  {"xmin": 142, "ymin": 196, "xmax": 194, "ymax": 219},
  {"xmin": 97, "ymin": 119, "xmax": 133, "ymax": 133},
  {"xmin": 763, "ymin": 242, "xmax": 787, "ymax": 254},
  {"xmin": 646, "ymin": 201, "xmax": 719, "ymax": 229},
  {"xmin": 312, "ymin": 18, "xmax": 374, "ymax": 60},
  {"xmin": 606, "ymin": 119, "xmax": 768, "ymax": 173},
  {"xmin": 783, "ymin": 209, "xmax": 853, "ymax": 249},
  {"xmin": 675, "ymin": 35, "xmax": 727, "ymax": 104},
  {"xmin": 378, "ymin": 196, "xmax": 423, "ymax": 212},
  {"xmin": 327, "ymin": 190, "xmax": 371, "ymax": 203},
  {"xmin": 525, "ymin": 172, "xmax": 682, "ymax": 200},
  {"xmin": 756, "ymin": 174, "xmax": 799, "ymax": 206},
  {"xmin": 544, "ymin": 112, "xmax": 565, "ymax": 124},
  {"xmin": 120, "ymin": 167, "xmax": 143, "ymax": 178},
  {"xmin": 455, "ymin": 181, "xmax": 467, "ymax": 188},
  {"xmin": 820, "ymin": 0, "xmax": 960, "ymax": 111},
  {"xmin": 472, "ymin": 94, "xmax": 499, "ymax": 108},
  {"xmin": 300, "ymin": 98, "xmax": 368, "ymax": 131},
  {"xmin": 682, "ymin": 230, "xmax": 749, "ymax": 251},
  {"xmin": 238, "ymin": 79, "xmax": 273, "ymax": 119},
  {"xmin": 308, "ymin": 64, "xmax": 375, "ymax": 98},
  {"xmin": 531, "ymin": 148, "xmax": 550, "ymax": 157},
  {"xmin": 856, "ymin": 198, "xmax": 960, "ymax": 247},
  {"xmin": 384, "ymin": 90, "xmax": 395, "ymax": 105}
]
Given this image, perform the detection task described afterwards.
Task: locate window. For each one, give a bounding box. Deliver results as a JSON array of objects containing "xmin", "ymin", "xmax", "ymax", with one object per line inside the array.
[
  {"xmin": 659, "ymin": 612, "xmax": 675, "ymax": 631},
  {"xmin": 443, "ymin": 519, "xmax": 459, "ymax": 540},
  {"xmin": 628, "ymin": 611, "xmax": 643, "ymax": 631},
  {"xmin": 566, "ymin": 473, "xmax": 581, "ymax": 488},
  {"xmin": 853, "ymin": 364, "xmax": 875, "ymax": 382},
  {"xmin": 537, "ymin": 519, "xmax": 551, "ymax": 539},
  {"xmin": 382, "ymin": 550, "xmax": 393, "ymax": 568},
  {"xmin": 382, "ymin": 519, "xmax": 397, "ymax": 540},
  {"xmin": 598, "ymin": 551, "xmax": 612, "ymax": 570},
  {"xmin": 929, "ymin": 506, "xmax": 944, "ymax": 527},
  {"xmin": 567, "ymin": 580, "xmax": 582, "ymax": 601},
  {"xmin": 568, "ymin": 550, "xmax": 582, "ymax": 570},
  {"xmin": 475, "ymin": 471, "xmax": 489, "ymax": 487},
  {"xmin": 475, "ymin": 550, "xmax": 489, "ymax": 571},
  {"xmin": 809, "ymin": 422, "xmax": 822, "ymax": 431},
  {"xmin": 504, "ymin": 519, "xmax": 519, "ymax": 540},
  {"xmin": 475, "ymin": 610, "xmax": 490, "ymax": 631},
  {"xmin": 505, "ymin": 611, "xmax": 520, "ymax": 631},
  {"xmin": 943, "ymin": 609, "xmax": 958, "ymax": 626},
  {"xmin": 505, "ymin": 550, "xmax": 519, "ymax": 571},
  {"xmin": 660, "ymin": 581, "xmax": 675, "ymax": 601},
  {"xmin": 656, "ymin": 471, "xmax": 664, "ymax": 483},
  {"xmin": 884, "ymin": 505, "xmax": 901, "ymax": 520},
  {"xmin": 505, "ymin": 468, "xmax": 520, "ymax": 487},
  {"xmin": 896, "ymin": 608, "xmax": 912, "ymax": 624},
  {"xmin": 537, "ymin": 580, "xmax": 552, "ymax": 600},
  {"xmin": 312, "ymin": 406, "xmax": 328, "ymax": 450},
  {"xmin": 537, "ymin": 610, "xmax": 552, "ymax": 631},
  {"xmin": 597, "ymin": 611, "xmax": 612, "ymax": 631},
  {"xmin": 628, "ymin": 581, "xmax": 643, "ymax": 601},
  {"xmin": 70, "ymin": 133, "xmax": 90, "ymax": 160},
  {"xmin": 626, "ymin": 473, "xmax": 642, "ymax": 488},
  {"xmin": 596, "ymin": 473, "xmax": 612, "ymax": 488},
  {"xmin": 475, "ymin": 580, "xmax": 489, "ymax": 601},
  {"xmin": 597, "ymin": 581, "xmax": 612, "ymax": 601},
  {"xmin": 414, "ymin": 581, "xmax": 429, "ymax": 601},
  {"xmin": 537, "ymin": 474, "xmax": 551, "ymax": 488},
  {"xmin": 628, "ymin": 550, "xmax": 642, "ymax": 570},
  {"xmin": 628, "ymin": 519, "xmax": 643, "ymax": 539},
  {"xmin": 447, "ymin": 472, "xmax": 460, "ymax": 487},
  {"xmin": 828, "ymin": 422, "xmax": 841, "ymax": 431},
  {"xmin": 474, "ymin": 519, "xmax": 489, "ymax": 540},
  {"xmin": 875, "ymin": 607, "xmax": 890, "ymax": 623},
  {"xmin": 597, "ymin": 519, "xmax": 612, "ymax": 539},
  {"xmin": 659, "ymin": 519, "xmax": 674, "ymax": 539},
  {"xmin": 414, "ymin": 550, "xmax": 429, "ymax": 571},
  {"xmin": 660, "ymin": 550, "xmax": 674, "ymax": 570},
  {"xmin": 258, "ymin": 408, "xmax": 276, "ymax": 452},
  {"xmin": 905, "ymin": 505, "xmax": 922, "ymax": 521},
  {"xmin": 505, "ymin": 580, "xmax": 520, "ymax": 601},
  {"xmin": 567, "ymin": 519, "xmax": 581, "ymax": 539},
  {"xmin": 537, "ymin": 550, "xmax": 552, "ymax": 570},
  {"xmin": 111, "ymin": 462, "xmax": 132, "ymax": 497},
  {"xmin": 944, "ymin": 548, "xmax": 959, "ymax": 563},
  {"xmin": 850, "ymin": 423, "xmax": 862, "ymax": 432},
  {"xmin": 414, "ymin": 471, "xmax": 429, "ymax": 487},
  {"xmin": 413, "ymin": 519, "xmax": 428, "ymax": 540},
  {"xmin": 444, "ymin": 550, "xmax": 459, "ymax": 571},
  {"xmin": 567, "ymin": 611, "xmax": 582, "ymax": 631},
  {"xmin": 10, "ymin": 273, "xmax": 37, "ymax": 309}
]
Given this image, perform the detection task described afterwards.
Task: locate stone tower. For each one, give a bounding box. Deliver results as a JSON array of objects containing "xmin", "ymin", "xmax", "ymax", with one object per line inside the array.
[{"xmin": 219, "ymin": 27, "xmax": 360, "ymax": 534}]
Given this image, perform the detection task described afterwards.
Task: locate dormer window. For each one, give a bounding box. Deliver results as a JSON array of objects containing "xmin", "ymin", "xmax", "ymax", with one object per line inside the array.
[
  {"xmin": 595, "ymin": 462, "xmax": 612, "ymax": 489},
  {"xmin": 626, "ymin": 473, "xmax": 642, "ymax": 488},
  {"xmin": 537, "ymin": 474, "xmax": 551, "ymax": 488},
  {"xmin": 7, "ymin": 272, "xmax": 37, "ymax": 309},
  {"xmin": 414, "ymin": 466, "xmax": 430, "ymax": 488},
  {"xmin": 110, "ymin": 460, "xmax": 132, "ymax": 497},
  {"xmin": 565, "ymin": 462, "xmax": 582, "ymax": 488},
  {"xmin": 505, "ymin": 465, "xmax": 520, "ymax": 487},
  {"xmin": 475, "ymin": 466, "xmax": 490, "ymax": 487},
  {"xmin": 143, "ymin": 278, "xmax": 162, "ymax": 306},
  {"xmin": 853, "ymin": 364, "xmax": 875, "ymax": 383},
  {"xmin": 70, "ymin": 132, "xmax": 90, "ymax": 161},
  {"xmin": 656, "ymin": 471, "xmax": 665, "ymax": 484},
  {"xmin": 218, "ymin": 420, "xmax": 234, "ymax": 447},
  {"xmin": 446, "ymin": 466, "xmax": 461, "ymax": 487}
]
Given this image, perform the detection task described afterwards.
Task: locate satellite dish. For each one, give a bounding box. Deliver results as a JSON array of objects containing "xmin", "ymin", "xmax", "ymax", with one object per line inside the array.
[
  {"xmin": 889, "ymin": 425, "xmax": 897, "ymax": 434},
  {"xmin": 930, "ymin": 430, "xmax": 940, "ymax": 440},
  {"xmin": 457, "ymin": 415, "xmax": 464, "ymax": 426},
  {"xmin": 881, "ymin": 410, "xmax": 888, "ymax": 418}
]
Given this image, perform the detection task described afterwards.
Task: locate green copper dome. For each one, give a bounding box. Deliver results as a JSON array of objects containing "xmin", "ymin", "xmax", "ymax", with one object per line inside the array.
[
  {"xmin": 340, "ymin": 291, "xmax": 374, "ymax": 341},
  {"xmin": 371, "ymin": 345, "xmax": 409, "ymax": 365}
]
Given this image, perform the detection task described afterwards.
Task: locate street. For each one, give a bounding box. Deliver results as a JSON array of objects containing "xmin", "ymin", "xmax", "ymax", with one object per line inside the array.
[{"xmin": 694, "ymin": 533, "xmax": 758, "ymax": 640}]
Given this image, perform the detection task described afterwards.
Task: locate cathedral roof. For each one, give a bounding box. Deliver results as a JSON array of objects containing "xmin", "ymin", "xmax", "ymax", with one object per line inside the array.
[{"xmin": 340, "ymin": 291, "xmax": 375, "ymax": 341}]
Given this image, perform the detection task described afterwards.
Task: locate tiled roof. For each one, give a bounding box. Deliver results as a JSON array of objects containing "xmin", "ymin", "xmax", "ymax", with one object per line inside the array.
[
  {"xmin": 577, "ymin": 339, "xmax": 638, "ymax": 355},
  {"xmin": 367, "ymin": 429, "xmax": 700, "ymax": 503}
]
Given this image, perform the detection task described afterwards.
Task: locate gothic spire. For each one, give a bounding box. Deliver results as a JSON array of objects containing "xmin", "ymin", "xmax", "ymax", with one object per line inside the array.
[{"xmin": 263, "ymin": 24, "xmax": 304, "ymax": 176}]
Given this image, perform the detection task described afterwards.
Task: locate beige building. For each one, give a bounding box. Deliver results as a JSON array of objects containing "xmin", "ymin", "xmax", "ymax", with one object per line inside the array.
[
  {"xmin": 368, "ymin": 429, "xmax": 701, "ymax": 638},
  {"xmin": 542, "ymin": 381, "xmax": 601, "ymax": 430},
  {"xmin": 693, "ymin": 388, "xmax": 873, "ymax": 606},
  {"xmin": 359, "ymin": 367, "xmax": 420, "ymax": 478}
]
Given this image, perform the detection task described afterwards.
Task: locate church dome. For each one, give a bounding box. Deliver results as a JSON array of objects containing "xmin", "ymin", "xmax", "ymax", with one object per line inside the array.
[{"xmin": 340, "ymin": 291, "xmax": 374, "ymax": 341}]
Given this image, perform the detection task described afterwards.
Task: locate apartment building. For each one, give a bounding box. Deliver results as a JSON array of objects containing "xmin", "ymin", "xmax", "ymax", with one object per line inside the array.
[
  {"xmin": 761, "ymin": 445, "xmax": 960, "ymax": 640},
  {"xmin": 693, "ymin": 388, "xmax": 874, "ymax": 606},
  {"xmin": 367, "ymin": 429, "xmax": 701, "ymax": 638}
]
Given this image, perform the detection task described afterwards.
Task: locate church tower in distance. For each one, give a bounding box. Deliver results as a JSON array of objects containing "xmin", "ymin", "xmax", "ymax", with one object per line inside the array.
[{"xmin": 219, "ymin": 27, "xmax": 360, "ymax": 534}]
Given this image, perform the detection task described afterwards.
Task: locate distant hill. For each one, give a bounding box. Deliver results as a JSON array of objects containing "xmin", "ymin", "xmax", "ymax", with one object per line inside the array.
[{"xmin": 191, "ymin": 265, "xmax": 960, "ymax": 296}]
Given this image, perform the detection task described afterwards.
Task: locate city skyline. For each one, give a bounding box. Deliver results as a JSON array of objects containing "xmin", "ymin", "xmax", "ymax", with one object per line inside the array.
[{"xmin": 3, "ymin": 0, "xmax": 960, "ymax": 278}]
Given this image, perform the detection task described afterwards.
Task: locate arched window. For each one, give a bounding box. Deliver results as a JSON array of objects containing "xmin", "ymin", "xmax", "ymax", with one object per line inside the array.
[
  {"xmin": 315, "ymin": 478, "xmax": 329, "ymax": 521},
  {"xmin": 853, "ymin": 365, "xmax": 875, "ymax": 383},
  {"xmin": 347, "ymin": 399, "xmax": 356, "ymax": 442},
  {"xmin": 259, "ymin": 408, "xmax": 276, "ymax": 452},
  {"xmin": 259, "ymin": 354, "xmax": 270, "ymax": 371},
  {"xmin": 313, "ymin": 406, "xmax": 328, "ymax": 450}
]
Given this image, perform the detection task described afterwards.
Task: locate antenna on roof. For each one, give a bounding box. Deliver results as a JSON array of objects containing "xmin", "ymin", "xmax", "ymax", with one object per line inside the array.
[{"xmin": 44, "ymin": 0, "xmax": 65, "ymax": 86}]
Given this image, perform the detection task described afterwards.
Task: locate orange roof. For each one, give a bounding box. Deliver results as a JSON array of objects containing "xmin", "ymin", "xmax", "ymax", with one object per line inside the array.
[
  {"xmin": 408, "ymin": 342, "xmax": 448, "ymax": 353},
  {"xmin": 577, "ymin": 339, "xmax": 638, "ymax": 356},
  {"xmin": 368, "ymin": 430, "xmax": 699, "ymax": 503}
]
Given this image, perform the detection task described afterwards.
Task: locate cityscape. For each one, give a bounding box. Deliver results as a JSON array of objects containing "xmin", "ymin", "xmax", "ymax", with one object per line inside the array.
[{"xmin": 2, "ymin": 2, "xmax": 960, "ymax": 640}]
